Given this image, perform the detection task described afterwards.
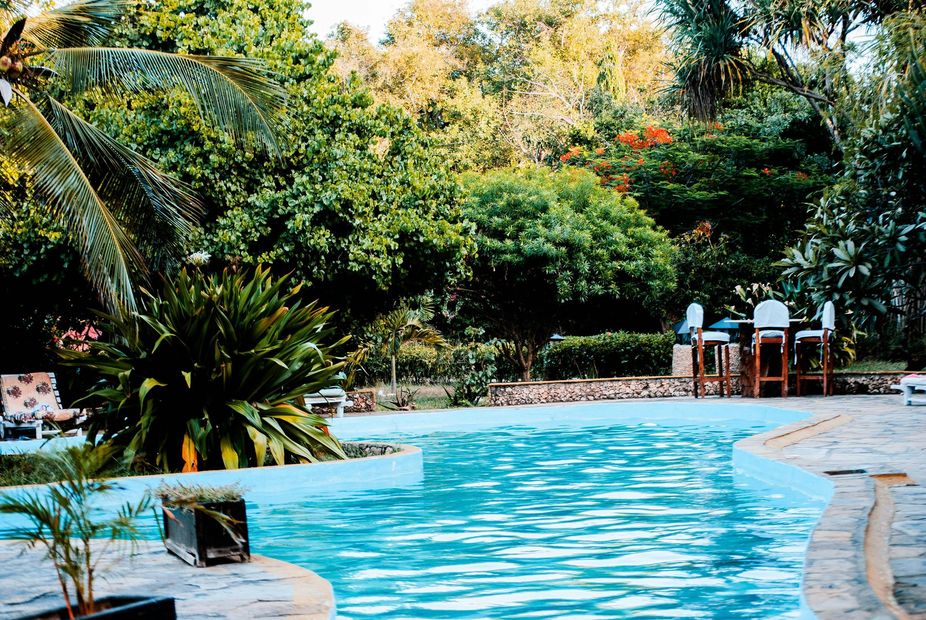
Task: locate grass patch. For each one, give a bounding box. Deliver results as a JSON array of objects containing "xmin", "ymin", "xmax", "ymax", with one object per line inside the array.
[
  {"xmin": 841, "ymin": 360, "xmax": 908, "ymax": 372},
  {"xmin": 0, "ymin": 453, "xmax": 132, "ymax": 488}
]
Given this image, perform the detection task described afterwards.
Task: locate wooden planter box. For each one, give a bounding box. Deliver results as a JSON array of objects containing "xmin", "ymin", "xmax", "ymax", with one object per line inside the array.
[
  {"xmin": 162, "ymin": 499, "xmax": 250, "ymax": 567},
  {"xmin": 17, "ymin": 595, "xmax": 176, "ymax": 619}
]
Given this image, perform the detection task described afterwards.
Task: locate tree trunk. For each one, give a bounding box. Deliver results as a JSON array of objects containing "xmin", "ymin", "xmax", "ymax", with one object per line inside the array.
[{"xmin": 391, "ymin": 353, "xmax": 397, "ymax": 396}]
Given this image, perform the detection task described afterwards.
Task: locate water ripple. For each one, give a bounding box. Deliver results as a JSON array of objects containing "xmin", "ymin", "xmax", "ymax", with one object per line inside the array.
[{"xmin": 251, "ymin": 421, "xmax": 824, "ymax": 619}]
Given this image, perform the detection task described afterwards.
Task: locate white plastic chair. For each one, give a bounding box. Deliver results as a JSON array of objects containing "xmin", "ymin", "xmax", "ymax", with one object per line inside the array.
[
  {"xmin": 751, "ymin": 300, "xmax": 790, "ymax": 397},
  {"xmin": 687, "ymin": 303, "xmax": 732, "ymax": 397},
  {"xmin": 794, "ymin": 301, "xmax": 836, "ymax": 396}
]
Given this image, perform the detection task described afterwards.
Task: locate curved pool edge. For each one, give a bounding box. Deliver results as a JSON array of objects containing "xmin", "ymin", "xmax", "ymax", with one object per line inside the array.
[
  {"xmin": 732, "ymin": 402, "xmax": 898, "ymax": 620},
  {"xmin": 0, "ymin": 444, "xmax": 424, "ymax": 513}
]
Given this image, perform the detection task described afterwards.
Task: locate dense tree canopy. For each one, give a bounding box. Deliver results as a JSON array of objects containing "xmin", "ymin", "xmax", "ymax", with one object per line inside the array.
[
  {"xmin": 459, "ymin": 167, "xmax": 676, "ymax": 379},
  {"xmin": 72, "ymin": 0, "xmax": 475, "ymax": 325},
  {"xmin": 331, "ymin": 0, "xmax": 668, "ymax": 168}
]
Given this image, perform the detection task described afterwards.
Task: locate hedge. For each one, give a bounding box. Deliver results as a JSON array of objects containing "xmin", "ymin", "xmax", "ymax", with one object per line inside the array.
[{"xmin": 537, "ymin": 331, "xmax": 674, "ymax": 380}]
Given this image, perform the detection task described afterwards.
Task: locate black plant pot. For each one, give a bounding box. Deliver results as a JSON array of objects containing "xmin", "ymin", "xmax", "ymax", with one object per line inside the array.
[
  {"xmin": 162, "ymin": 499, "xmax": 250, "ymax": 567},
  {"xmin": 16, "ymin": 595, "xmax": 176, "ymax": 619}
]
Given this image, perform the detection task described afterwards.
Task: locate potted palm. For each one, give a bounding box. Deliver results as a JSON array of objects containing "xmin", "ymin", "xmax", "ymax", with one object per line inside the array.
[
  {"xmin": 157, "ymin": 483, "xmax": 249, "ymax": 568},
  {"xmin": 0, "ymin": 444, "xmax": 174, "ymax": 619}
]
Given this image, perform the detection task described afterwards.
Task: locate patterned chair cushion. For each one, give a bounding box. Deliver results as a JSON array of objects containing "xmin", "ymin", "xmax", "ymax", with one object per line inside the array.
[{"xmin": 0, "ymin": 372, "xmax": 76, "ymax": 423}]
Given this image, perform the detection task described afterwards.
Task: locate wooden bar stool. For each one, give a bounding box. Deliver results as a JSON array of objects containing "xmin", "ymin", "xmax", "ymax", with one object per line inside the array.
[
  {"xmin": 795, "ymin": 301, "xmax": 836, "ymax": 396},
  {"xmin": 687, "ymin": 303, "xmax": 732, "ymax": 397},
  {"xmin": 752, "ymin": 300, "xmax": 790, "ymax": 398}
]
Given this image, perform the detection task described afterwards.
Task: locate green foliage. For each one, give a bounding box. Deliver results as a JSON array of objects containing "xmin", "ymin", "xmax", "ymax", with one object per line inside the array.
[
  {"xmin": 669, "ymin": 226, "xmax": 780, "ymax": 319},
  {"xmin": 565, "ymin": 122, "xmax": 832, "ymax": 258},
  {"xmin": 0, "ymin": 200, "xmax": 96, "ymax": 373},
  {"xmin": 538, "ymin": 331, "xmax": 675, "ymax": 380},
  {"xmin": 460, "ymin": 167, "xmax": 676, "ymax": 379},
  {"xmin": 443, "ymin": 339, "xmax": 499, "ymax": 406},
  {"xmin": 71, "ymin": 0, "xmax": 475, "ymax": 326},
  {"xmin": 61, "ymin": 267, "xmax": 348, "ymax": 472},
  {"xmin": 0, "ymin": 444, "xmax": 150, "ymax": 618},
  {"xmin": 780, "ymin": 10, "xmax": 926, "ymax": 368},
  {"xmin": 366, "ymin": 298, "xmax": 446, "ymax": 395},
  {"xmin": 1, "ymin": 0, "xmax": 286, "ymax": 312}
]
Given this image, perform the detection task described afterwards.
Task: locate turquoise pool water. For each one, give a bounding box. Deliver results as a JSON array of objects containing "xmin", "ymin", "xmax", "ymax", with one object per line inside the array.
[{"xmin": 252, "ymin": 418, "xmax": 824, "ymax": 619}]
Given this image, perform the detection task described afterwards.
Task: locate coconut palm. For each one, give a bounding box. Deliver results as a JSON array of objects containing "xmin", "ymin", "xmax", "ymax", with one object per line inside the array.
[{"xmin": 0, "ymin": 0, "xmax": 287, "ymax": 312}]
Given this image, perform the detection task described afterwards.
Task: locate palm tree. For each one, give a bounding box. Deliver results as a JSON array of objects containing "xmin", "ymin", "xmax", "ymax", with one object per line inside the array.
[
  {"xmin": 0, "ymin": 0, "xmax": 286, "ymax": 312},
  {"xmin": 373, "ymin": 298, "xmax": 446, "ymax": 396},
  {"xmin": 659, "ymin": 0, "xmax": 905, "ymax": 149}
]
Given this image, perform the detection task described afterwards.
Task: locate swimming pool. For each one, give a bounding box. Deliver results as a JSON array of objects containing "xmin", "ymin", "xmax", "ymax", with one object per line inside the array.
[{"xmin": 249, "ymin": 404, "xmax": 826, "ymax": 619}]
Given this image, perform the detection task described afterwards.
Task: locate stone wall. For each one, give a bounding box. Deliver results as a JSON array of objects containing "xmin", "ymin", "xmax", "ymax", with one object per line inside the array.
[
  {"xmin": 342, "ymin": 442, "xmax": 402, "ymax": 458},
  {"xmin": 345, "ymin": 389, "xmax": 376, "ymax": 413},
  {"xmin": 309, "ymin": 389, "xmax": 377, "ymax": 416},
  {"xmin": 487, "ymin": 371, "xmax": 907, "ymax": 406}
]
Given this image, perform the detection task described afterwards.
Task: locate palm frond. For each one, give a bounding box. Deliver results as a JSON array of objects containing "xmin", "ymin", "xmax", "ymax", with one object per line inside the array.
[
  {"xmin": 8, "ymin": 91, "xmax": 142, "ymax": 311},
  {"xmin": 660, "ymin": 0, "xmax": 751, "ymax": 121},
  {"xmin": 46, "ymin": 47, "xmax": 288, "ymax": 151},
  {"xmin": 21, "ymin": 0, "xmax": 129, "ymax": 49},
  {"xmin": 43, "ymin": 95, "xmax": 202, "ymax": 268}
]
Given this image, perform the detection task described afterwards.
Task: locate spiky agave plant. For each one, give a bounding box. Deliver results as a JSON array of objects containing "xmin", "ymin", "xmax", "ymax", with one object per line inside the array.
[
  {"xmin": 0, "ymin": 0, "xmax": 286, "ymax": 312},
  {"xmin": 61, "ymin": 267, "xmax": 349, "ymax": 472}
]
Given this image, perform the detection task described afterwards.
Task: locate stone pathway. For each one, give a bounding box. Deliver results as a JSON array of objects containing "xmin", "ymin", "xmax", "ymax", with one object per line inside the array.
[
  {"xmin": 0, "ymin": 541, "xmax": 334, "ymax": 619},
  {"xmin": 739, "ymin": 395, "xmax": 926, "ymax": 619}
]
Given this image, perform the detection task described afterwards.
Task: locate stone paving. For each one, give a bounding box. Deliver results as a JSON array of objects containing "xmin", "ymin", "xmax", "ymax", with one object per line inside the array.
[
  {"xmin": 739, "ymin": 395, "xmax": 926, "ymax": 619},
  {"xmin": 0, "ymin": 541, "xmax": 335, "ymax": 619}
]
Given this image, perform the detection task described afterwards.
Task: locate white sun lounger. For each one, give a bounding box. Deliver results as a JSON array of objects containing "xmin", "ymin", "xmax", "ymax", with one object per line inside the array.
[
  {"xmin": 892, "ymin": 375, "xmax": 926, "ymax": 406},
  {"xmin": 304, "ymin": 387, "xmax": 354, "ymax": 418}
]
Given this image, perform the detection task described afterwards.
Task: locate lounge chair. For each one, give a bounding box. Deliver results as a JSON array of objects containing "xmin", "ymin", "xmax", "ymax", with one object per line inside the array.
[
  {"xmin": 304, "ymin": 387, "xmax": 354, "ymax": 418},
  {"xmin": 892, "ymin": 375, "xmax": 926, "ymax": 406},
  {"xmin": 0, "ymin": 372, "xmax": 86, "ymax": 439}
]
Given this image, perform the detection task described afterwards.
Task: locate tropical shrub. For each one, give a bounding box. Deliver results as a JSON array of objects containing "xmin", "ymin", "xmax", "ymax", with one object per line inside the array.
[
  {"xmin": 62, "ymin": 267, "xmax": 348, "ymax": 472},
  {"xmin": 444, "ymin": 340, "xmax": 499, "ymax": 406},
  {"xmin": 780, "ymin": 11, "xmax": 926, "ymax": 368},
  {"xmin": 0, "ymin": 444, "xmax": 150, "ymax": 618},
  {"xmin": 538, "ymin": 331, "xmax": 675, "ymax": 380}
]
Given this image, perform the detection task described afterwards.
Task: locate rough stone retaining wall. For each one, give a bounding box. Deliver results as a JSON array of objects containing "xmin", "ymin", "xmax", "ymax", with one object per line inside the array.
[
  {"xmin": 342, "ymin": 441, "xmax": 402, "ymax": 458},
  {"xmin": 487, "ymin": 371, "xmax": 908, "ymax": 406},
  {"xmin": 310, "ymin": 389, "xmax": 377, "ymax": 416},
  {"xmin": 346, "ymin": 389, "xmax": 376, "ymax": 413}
]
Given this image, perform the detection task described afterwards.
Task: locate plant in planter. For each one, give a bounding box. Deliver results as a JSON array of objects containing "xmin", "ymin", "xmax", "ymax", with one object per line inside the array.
[
  {"xmin": 0, "ymin": 444, "xmax": 173, "ymax": 619},
  {"xmin": 156, "ymin": 483, "xmax": 249, "ymax": 568}
]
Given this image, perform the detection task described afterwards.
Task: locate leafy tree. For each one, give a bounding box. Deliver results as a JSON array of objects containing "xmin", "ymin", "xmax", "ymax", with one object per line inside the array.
[
  {"xmin": 459, "ymin": 167, "xmax": 676, "ymax": 380},
  {"xmin": 563, "ymin": 121, "xmax": 832, "ymax": 258},
  {"xmin": 0, "ymin": 0, "xmax": 285, "ymax": 311},
  {"xmin": 71, "ymin": 0, "xmax": 475, "ymax": 326},
  {"xmin": 659, "ymin": 0, "xmax": 909, "ymax": 147},
  {"xmin": 331, "ymin": 0, "xmax": 668, "ymax": 166}
]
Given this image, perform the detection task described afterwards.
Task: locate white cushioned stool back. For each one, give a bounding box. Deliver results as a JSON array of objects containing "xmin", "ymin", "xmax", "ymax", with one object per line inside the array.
[
  {"xmin": 754, "ymin": 300, "xmax": 789, "ymax": 329},
  {"xmin": 822, "ymin": 301, "xmax": 835, "ymax": 331},
  {"xmin": 686, "ymin": 303, "xmax": 704, "ymax": 329}
]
